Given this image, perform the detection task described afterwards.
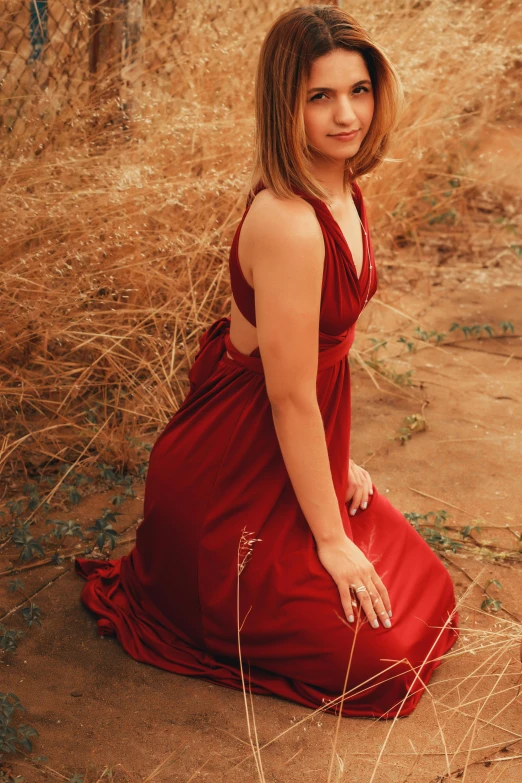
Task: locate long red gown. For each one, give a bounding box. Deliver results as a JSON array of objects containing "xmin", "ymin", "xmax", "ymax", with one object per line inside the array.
[{"xmin": 75, "ymin": 179, "xmax": 459, "ymax": 719}]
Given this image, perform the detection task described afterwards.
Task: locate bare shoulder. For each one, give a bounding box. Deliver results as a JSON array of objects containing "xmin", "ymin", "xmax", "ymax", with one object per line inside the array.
[
  {"xmin": 240, "ymin": 188, "xmax": 326, "ymax": 405},
  {"xmin": 241, "ymin": 187, "xmax": 324, "ymax": 257}
]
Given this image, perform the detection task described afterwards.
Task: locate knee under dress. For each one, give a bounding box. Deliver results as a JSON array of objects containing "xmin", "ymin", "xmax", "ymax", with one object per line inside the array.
[{"xmin": 75, "ymin": 179, "xmax": 459, "ymax": 719}]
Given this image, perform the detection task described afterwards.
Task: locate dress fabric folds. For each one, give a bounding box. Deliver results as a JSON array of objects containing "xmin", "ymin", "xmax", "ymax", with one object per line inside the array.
[{"xmin": 75, "ymin": 180, "xmax": 459, "ymax": 719}]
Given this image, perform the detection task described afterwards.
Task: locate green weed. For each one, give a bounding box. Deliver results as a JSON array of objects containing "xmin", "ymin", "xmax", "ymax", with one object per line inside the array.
[
  {"xmin": 403, "ymin": 509, "xmax": 465, "ymax": 554},
  {"xmin": 395, "ymin": 414, "xmax": 427, "ymax": 445},
  {"xmin": 449, "ymin": 320, "xmax": 515, "ymax": 339},
  {"xmin": 0, "ymin": 692, "xmax": 39, "ymax": 760},
  {"xmin": 481, "ymin": 579, "xmax": 503, "ymax": 613},
  {"xmin": 422, "ymin": 180, "xmax": 459, "ymax": 225},
  {"xmin": 403, "ymin": 510, "xmax": 521, "ymax": 565},
  {"xmin": 85, "ymin": 508, "xmax": 122, "ymax": 554},
  {"xmin": 363, "ymin": 338, "xmax": 414, "ymax": 386},
  {"xmin": 0, "ymin": 449, "xmax": 149, "ymax": 657}
]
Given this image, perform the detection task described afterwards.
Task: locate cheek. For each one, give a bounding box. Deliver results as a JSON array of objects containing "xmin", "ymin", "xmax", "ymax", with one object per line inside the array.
[
  {"xmin": 304, "ymin": 109, "xmax": 323, "ymax": 138},
  {"xmin": 364, "ymin": 98, "xmax": 375, "ymax": 125}
]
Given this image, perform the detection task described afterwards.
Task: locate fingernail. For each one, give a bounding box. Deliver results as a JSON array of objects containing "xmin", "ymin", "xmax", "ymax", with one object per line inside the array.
[
  {"xmin": 384, "ymin": 619, "xmax": 391, "ymax": 628},
  {"xmin": 351, "ymin": 508, "xmax": 357, "ymax": 516},
  {"xmin": 388, "ymin": 610, "xmax": 392, "ymax": 618},
  {"xmin": 370, "ymin": 489, "xmax": 374, "ymax": 495},
  {"xmin": 348, "ymin": 614, "xmax": 354, "ymax": 623},
  {"xmin": 372, "ymin": 618, "xmax": 379, "ymax": 629},
  {"xmin": 361, "ymin": 501, "xmax": 367, "ymax": 509}
]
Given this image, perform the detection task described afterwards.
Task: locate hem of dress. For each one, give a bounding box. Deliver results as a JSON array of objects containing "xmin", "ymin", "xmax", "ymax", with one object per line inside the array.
[{"xmin": 74, "ymin": 555, "xmax": 459, "ymax": 720}]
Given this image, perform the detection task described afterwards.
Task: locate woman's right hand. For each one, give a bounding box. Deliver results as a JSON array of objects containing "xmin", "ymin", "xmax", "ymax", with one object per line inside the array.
[{"xmin": 316, "ymin": 535, "xmax": 392, "ymax": 628}]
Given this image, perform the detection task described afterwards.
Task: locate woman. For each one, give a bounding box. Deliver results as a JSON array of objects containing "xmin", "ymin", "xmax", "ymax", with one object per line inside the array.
[{"xmin": 75, "ymin": 4, "xmax": 459, "ymax": 719}]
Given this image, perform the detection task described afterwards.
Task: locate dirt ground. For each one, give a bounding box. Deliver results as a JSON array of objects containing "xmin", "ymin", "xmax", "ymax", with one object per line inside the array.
[
  {"xmin": 1, "ymin": 272, "xmax": 521, "ymax": 782},
  {"xmin": 1, "ymin": 141, "xmax": 522, "ymax": 781}
]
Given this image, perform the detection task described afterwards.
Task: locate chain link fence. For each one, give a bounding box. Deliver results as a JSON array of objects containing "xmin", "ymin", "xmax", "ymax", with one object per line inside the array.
[
  {"xmin": 0, "ymin": 0, "xmax": 174, "ymax": 155},
  {"xmin": 0, "ymin": 0, "xmax": 293, "ymax": 156},
  {"xmin": 1, "ymin": 0, "xmax": 93, "ymax": 151}
]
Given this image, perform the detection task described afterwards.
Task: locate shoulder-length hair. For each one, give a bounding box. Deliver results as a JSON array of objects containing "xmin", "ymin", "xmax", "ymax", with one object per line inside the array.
[{"xmin": 246, "ymin": 3, "xmax": 405, "ymax": 204}]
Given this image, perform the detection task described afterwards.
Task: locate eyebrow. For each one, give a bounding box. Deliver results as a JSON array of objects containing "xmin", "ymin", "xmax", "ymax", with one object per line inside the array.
[{"xmin": 307, "ymin": 79, "xmax": 372, "ymax": 93}]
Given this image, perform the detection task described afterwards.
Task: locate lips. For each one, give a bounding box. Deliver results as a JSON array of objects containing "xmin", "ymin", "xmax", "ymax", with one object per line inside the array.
[{"xmin": 330, "ymin": 130, "xmax": 359, "ymax": 138}]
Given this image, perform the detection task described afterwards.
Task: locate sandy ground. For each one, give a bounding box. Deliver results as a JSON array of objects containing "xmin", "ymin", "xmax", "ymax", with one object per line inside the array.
[
  {"xmin": 1, "ymin": 262, "xmax": 521, "ymax": 782},
  {"xmin": 2, "ymin": 124, "xmax": 522, "ymax": 781}
]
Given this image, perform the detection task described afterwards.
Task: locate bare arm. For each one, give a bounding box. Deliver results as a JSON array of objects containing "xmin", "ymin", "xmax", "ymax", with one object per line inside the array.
[
  {"xmin": 244, "ymin": 191, "xmax": 392, "ymax": 628},
  {"xmin": 247, "ymin": 193, "xmax": 345, "ymax": 546}
]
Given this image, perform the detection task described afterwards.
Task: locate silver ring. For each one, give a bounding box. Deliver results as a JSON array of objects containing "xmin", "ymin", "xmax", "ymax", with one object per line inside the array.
[{"xmin": 355, "ymin": 585, "xmax": 367, "ymax": 594}]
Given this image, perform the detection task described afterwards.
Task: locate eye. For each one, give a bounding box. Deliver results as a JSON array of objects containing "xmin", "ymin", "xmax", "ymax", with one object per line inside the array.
[{"xmin": 310, "ymin": 86, "xmax": 370, "ymax": 102}]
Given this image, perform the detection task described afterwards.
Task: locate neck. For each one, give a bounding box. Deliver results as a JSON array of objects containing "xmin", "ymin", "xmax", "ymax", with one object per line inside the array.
[{"xmin": 306, "ymin": 155, "xmax": 351, "ymax": 205}]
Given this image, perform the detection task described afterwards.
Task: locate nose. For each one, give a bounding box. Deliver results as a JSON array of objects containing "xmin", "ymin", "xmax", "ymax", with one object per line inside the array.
[{"xmin": 333, "ymin": 95, "xmax": 358, "ymax": 127}]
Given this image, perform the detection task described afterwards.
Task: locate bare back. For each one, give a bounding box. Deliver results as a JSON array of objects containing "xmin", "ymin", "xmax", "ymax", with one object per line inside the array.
[{"xmin": 228, "ymin": 187, "xmax": 365, "ymax": 361}]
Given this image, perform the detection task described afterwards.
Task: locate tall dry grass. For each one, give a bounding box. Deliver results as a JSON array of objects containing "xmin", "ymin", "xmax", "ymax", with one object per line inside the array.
[
  {"xmin": 0, "ymin": 0, "xmax": 520, "ymax": 489},
  {"xmin": 1, "ymin": 4, "xmax": 521, "ymax": 779}
]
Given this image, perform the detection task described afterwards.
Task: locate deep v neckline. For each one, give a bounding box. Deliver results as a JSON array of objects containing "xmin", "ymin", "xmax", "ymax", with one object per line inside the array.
[
  {"xmin": 248, "ymin": 179, "xmax": 369, "ymax": 292},
  {"xmin": 319, "ymin": 186, "xmax": 367, "ymax": 287}
]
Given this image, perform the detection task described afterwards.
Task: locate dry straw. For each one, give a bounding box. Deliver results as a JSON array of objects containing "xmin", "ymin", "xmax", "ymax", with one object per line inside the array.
[
  {"xmin": 231, "ymin": 555, "xmax": 522, "ymax": 782},
  {"xmin": 1, "ymin": 0, "xmax": 520, "ymax": 487},
  {"xmin": 1, "ymin": 1, "xmax": 521, "ymax": 779}
]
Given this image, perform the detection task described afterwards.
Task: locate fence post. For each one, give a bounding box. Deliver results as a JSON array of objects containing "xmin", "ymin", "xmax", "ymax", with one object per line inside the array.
[
  {"xmin": 29, "ymin": 0, "xmax": 49, "ymax": 63},
  {"xmin": 88, "ymin": 0, "xmax": 102, "ymax": 83},
  {"xmin": 121, "ymin": 0, "xmax": 143, "ymax": 121},
  {"xmin": 88, "ymin": 0, "xmax": 123, "ymax": 102},
  {"xmin": 88, "ymin": 0, "xmax": 142, "ymax": 135}
]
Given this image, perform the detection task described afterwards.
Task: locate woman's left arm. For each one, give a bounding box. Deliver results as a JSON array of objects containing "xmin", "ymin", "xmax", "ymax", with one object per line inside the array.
[{"xmin": 345, "ymin": 459, "xmax": 373, "ymax": 516}]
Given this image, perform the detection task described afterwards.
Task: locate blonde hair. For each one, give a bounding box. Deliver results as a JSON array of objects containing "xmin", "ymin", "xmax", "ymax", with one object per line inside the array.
[{"xmin": 247, "ymin": 3, "xmax": 405, "ymax": 204}]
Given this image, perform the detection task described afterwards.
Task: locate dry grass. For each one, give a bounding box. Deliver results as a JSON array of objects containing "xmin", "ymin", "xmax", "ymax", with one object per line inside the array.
[
  {"xmin": 23, "ymin": 570, "xmax": 520, "ymax": 782},
  {"xmin": 1, "ymin": 0, "xmax": 522, "ymax": 779},
  {"xmin": 1, "ymin": 0, "xmax": 520, "ymax": 493},
  {"xmin": 230, "ymin": 559, "xmax": 522, "ymax": 783}
]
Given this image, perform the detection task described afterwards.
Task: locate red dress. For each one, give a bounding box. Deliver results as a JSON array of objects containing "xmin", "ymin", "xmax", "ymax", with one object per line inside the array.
[{"xmin": 75, "ymin": 180, "xmax": 459, "ymax": 719}]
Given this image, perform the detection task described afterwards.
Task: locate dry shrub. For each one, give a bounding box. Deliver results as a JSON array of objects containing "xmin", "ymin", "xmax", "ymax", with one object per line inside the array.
[{"xmin": 0, "ymin": 0, "xmax": 520, "ymax": 485}]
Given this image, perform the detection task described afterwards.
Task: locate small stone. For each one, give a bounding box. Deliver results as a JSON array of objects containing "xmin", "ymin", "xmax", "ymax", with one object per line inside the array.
[{"xmin": 70, "ymin": 691, "xmax": 83, "ymax": 697}]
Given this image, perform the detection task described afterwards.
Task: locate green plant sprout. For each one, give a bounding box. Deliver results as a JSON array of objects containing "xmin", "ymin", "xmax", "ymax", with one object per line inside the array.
[
  {"xmin": 11, "ymin": 522, "xmax": 45, "ymax": 563},
  {"xmin": 397, "ymin": 326, "xmax": 446, "ymax": 353},
  {"xmin": 413, "ymin": 326, "xmax": 446, "ymax": 343},
  {"xmin": 45, "ymin": 519, "xmax": 85, "ymax": 545},
  {"xmin": 403, "ymin": 510, "xmax": 465, "ymax": 554},
  {"xmin": 481, "ymin": 579, "xmax": 503, "ymax": 613},
  {"xmin": 7, "ymin": 579, "xmax": 42, "ymax": 632},
  {"xmin": 85, "ymin": 509, "xmax": 122, "ymax": 554},
  {"xmin": 363, "ymin": 338, "xmax": 413, "ymax": 386},
  {"xmin": 422, "ymin": 181, "xmax": 458, "ymax": 224},
  {"xmin": 395, "ymin": 414, "xmax": 427, "ymax": 445},
  {"xmin": 393, "ymin": 320, "xmax": 516, "ymax": 367},
  {"xmin": 0, "ymin": 625, "xmax": 24, "ymax": 654},
  {"xmin": 0, "ymin": 692, "xmax": 39, "ymax": 759},
  {"xmin": 0, "ymin": 452, "xmax": 147, "ymax": 563},
  {"xmin": 396, "ymin": 336, "xmax": 416, "ymax": 353},
  {"xmin": 403, "ymin": 511, "xmax": 521, "ymax": 565},
  {"xmin": 449, "ymin": 320, "xmax": 514, "ymax": 339},
  {"xmin": 0, "ymin": 448, "xmax": 152, "ymax": 666}
]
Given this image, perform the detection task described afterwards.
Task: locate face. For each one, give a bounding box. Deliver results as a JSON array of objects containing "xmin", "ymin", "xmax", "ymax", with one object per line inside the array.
[{"xmin": 303, "ymin": 48, "xmax": 375, "ymax": 162}]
